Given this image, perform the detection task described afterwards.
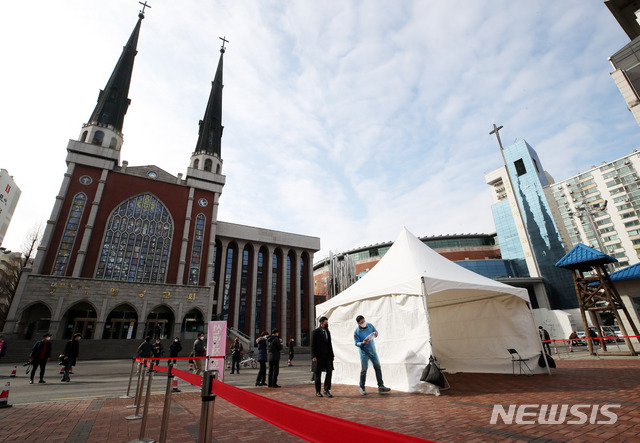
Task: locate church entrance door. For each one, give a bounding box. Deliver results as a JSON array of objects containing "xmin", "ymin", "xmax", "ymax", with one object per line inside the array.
[
  {"xmin": 145, "ymin": 319, "xmax": 168, "ymax": 339},
  {"xmin": 73, "ymin": 318, "xmax": 96, "ymax": 339}
]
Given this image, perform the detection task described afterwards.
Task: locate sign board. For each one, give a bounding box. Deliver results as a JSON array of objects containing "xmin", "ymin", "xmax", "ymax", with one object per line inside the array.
[
  {"xmin": 206, "ymin": 321, "xmax": 227, "ymax": 382},
  {"xmin": 0, "ymin": 169, "xmax": 21, "ymax": 246}
]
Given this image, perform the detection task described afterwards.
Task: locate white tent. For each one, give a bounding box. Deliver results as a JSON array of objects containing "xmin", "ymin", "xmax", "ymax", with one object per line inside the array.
[{"xmin": 316, "ymin": 228, "xmax": 545, "ymax": 395}]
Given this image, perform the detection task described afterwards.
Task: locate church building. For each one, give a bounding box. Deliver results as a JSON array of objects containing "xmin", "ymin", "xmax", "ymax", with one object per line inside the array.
[{"xmin": 3, "ymin": 10, "xmax": 320, "ymax": 346}]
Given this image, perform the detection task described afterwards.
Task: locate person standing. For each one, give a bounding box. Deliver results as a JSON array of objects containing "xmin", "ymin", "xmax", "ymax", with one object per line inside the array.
[
  {"xmin": 287, "ymin": 339, "xmax": 295, "ymax": 366},
  {"xmin": 169, "ymin": 337, "xmax": 182, "ymax": 365},
  {"xmin": 193, "ymin": 332, "xmax": 205, "ymax": 375},
  {"xmin": 230, "ymin": 337, "xmax": 243, "ymax": 374},
  {"xmin": 539, "ymin": 326, "xmax": 551, "ymax": 354},
  {"xmin": 137, "ymin": 336, "xmax": 153, "ymax": 359},
  {"xmin": 0, "ymin": 335, "xmax": 6, "ymax": 360},
  {"xmin": 29, "ymin": 333, "xmax": 52, "ymax": 384},
  {"xmin": 152, "ymin": 338, "xmax": 164, "ymax": 366},
  {"xmin": 61, "ymin": 333, "xmax": 80, "ymax": 382},
  {"xmin": 354, "ymin": 315, "xmax": 390, "ymax": 395},
  {"xmin": 311, "ymin": 316, "xmax": 334, "ymax": 398},
  {"xmin": 267, "ymin": 329, "xmax": 283, "ymax": 388},
  {"xmin": 255, "ymin": 331, "xmax": 268, "ymax": 386}
]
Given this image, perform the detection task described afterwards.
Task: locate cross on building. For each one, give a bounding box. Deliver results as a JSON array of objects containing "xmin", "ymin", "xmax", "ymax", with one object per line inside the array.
[
  {"xmin": 220, "ymin": 36, "xmax": 229, "ymax": 51},
  {"xmin": 489, "ymin": 123, "xmax": 504, "ymax": 151},
  {"xmin": 139, "ymin": 1, "xmax": 151, "ymax": 15}
]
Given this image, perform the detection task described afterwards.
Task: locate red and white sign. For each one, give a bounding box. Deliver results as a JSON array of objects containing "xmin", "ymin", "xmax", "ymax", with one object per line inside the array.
[{"xmin": 206, "ymin": 321, "xmax": 227, "ymax": 382}]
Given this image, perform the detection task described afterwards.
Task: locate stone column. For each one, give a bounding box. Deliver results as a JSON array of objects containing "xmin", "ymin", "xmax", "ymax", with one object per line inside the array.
[
  {"xmin": 308, "ymin": 251, "xmax": 316, "ymax": 336},
  {"xmin": 215, "ymin": 240, "xmax": 228, "ymax": 317},
  {"xmin": 293, "ymin": 249, "xmax": 301, "ymax": 345},
  {"xmin": 73, "ymin": 169, "xmax": 109, "ymax": 277},
  {"xmin": 280, "ymin": 251, "xmax": 287, "ymax": 339},
  {"xmin": 232, "ymin": 241, "xmax": 246, "ymax": 330},
  {"xmin": 249, "ymin": 244, "xmax": 259, "ymax": 344},
  {"xmin": 177, "ymin": 187, "xmax": 196, "ymax": 284},
  {"xmin": 265, "ymin": 247, "xmax": 274, "ymax": 332}
]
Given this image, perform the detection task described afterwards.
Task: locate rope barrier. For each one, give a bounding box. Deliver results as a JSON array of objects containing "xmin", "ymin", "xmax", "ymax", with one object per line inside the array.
[{"xmin": 128, "ymin": 356, "xmax": 434, "ymax": 442}]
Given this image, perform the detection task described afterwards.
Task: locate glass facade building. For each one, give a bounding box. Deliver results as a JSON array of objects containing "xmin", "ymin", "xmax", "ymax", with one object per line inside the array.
[{"xmin": 486, "ymin": 140, "xmax": 577, "ymax": 309}]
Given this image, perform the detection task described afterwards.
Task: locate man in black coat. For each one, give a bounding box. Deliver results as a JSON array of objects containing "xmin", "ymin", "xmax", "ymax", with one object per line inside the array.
[
  {"xmin": 311, "ymin": 316, "xmax": 334, "ymax": 397},
  {"xmin": 30, "ymin": 333, "xmax": 53, "ymax": 384},
  {"xmin": 61, "ymin": 333, "xmax": 80, "ymax": 382}
]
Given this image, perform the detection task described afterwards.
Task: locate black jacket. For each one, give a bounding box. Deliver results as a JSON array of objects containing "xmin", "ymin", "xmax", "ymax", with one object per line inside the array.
[
  {"xmin": 169, "ymin": 340, "xmax": 182, "ymax": 357},
  {"xmin": 30, "ymin": 340, "xmax": 52, "ymax": 362},
  {"xmin": 193, "ymin": 338, "xmax": 205, "ymax": 357},
  {"xmin": 63, "ymin": 340, "xmax": 80, "ymax": 366},
  {"xmin": 311, "ymin": 327, "xmax": 334, "ymax": 372},
  {"xmin": 267, "ymin": 335, "xmax": 283, "ymax": 362},
  {"xmin": 137, "ymin": 340, "xmax": 153, "ymax": 358}
]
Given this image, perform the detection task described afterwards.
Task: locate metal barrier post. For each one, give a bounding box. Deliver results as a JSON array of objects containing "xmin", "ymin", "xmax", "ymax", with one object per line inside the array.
[
  {"xmin": 121, "ymin": 357, "xmax": 137, "ymax": 399},
  {"xmin": 126, "ymin": 360, "xmax": 147, "ymax": 419},
  {"xmin": 134, "ymin": 362, "xmax": 155, "ymax": 442},
  {"xmin": 158, "ymin": 364, "xmax": 174, "ymax": 443},
  {"xmin": 198, "ymin": 370, "xmax": 218, "ymax": 443},
  {"xmin": 126, "ymin": 360, "xmax": 144, "ymax": 409}
]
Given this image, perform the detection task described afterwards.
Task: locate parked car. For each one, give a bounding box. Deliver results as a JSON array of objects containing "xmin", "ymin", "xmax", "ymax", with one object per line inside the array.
[
  {"xmin": 574, "ymin": 331, "xmax": 587, "ymax": 346},
  {"xmin": 601, "ymin": 326, "xmax": 624, "ymax": 342}
]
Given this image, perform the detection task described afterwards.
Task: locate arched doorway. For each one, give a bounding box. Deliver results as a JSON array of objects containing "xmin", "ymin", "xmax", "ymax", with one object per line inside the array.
[
  {"xmin": 102, "ymin": 304, "xmax": 138, "ymax": 339},
  {"xmin": 144, "ymin": 305, "xmax": 174, "ymax": 339},
  {"xmin": 182, "ymin": 308, "xmax": 204, "ymax": 340},
  {"xmin": 62, "ymin": 301, "xmax": 97, "ymax": 339},
  {"xmin": 18, "ymin": 303, "xmax": 52, "ymax": 340}
]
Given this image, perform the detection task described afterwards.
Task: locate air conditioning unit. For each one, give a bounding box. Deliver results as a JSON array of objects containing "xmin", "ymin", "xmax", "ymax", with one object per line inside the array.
[
  {"xmin": 573, "ymin": 198, "xmax": 577, "ymax": 202},
  {"xmin": 574, "ymin": 229, "xmax": 579, "ymax": 234},
  {"xmin": 635, "ymin": 176, "xmax": 640, "ymax": 181},
  {"xmin": 625, "ymin": 160, "xmax": 631, "ymax": 165},
  {"xmin": 613, "ymin": 175, "xmax": 619, "ymax": 179},
  {"xmin": 569, "ymin": 189, "xmax": 574, "ymax": 194},
  {"xmin": 625, "ymin": 198, "xmax": 631, "ymax": 202},
  {"xmin": 557, "ymin": 186, "xmax": 562, "ymax": 190}
]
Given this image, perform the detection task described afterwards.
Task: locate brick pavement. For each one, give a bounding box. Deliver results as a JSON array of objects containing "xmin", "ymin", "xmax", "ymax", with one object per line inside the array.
[{"xmin": 0, "ymin": 358, "xmax": 639, "ymax": 442}]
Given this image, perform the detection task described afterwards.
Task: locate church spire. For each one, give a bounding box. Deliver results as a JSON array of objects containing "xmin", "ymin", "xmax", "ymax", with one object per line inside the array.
[
  {"xmin": 86, "ymin": 12, "xmax": 144, "ymax": 133},
  {"xmin": 194, "ymin": 39, "xmax": 227, "ymax": 157}
]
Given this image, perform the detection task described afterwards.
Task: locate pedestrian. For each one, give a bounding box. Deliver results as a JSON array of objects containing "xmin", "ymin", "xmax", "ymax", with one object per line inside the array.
[
  {"xmin": 255, "ymin": 331, "xmax": 268, "ymax": 386},
  {"xmin": 311, "ymin": 316, "xmax": 334, "ymax": 398},
  {"xmin": 539, "ymin": 326, "xmax": 551, "ymax": 354},
  {"xmin": 568, "ymin": 331, "xmax": 578, "ymax": 351},
  {"xmin": 137, "ymin": 336, "xmax": 153, "ymax": 359},
  {"xmin": 288, "ymin": 338, "xmax": 295, "ymax": 366},
  {"xmin": 152, "ymin": 338, "xmax": 164, "ymax": 366},
  {"xmin": 169, "ymin": 337, "xmax": 182, "ymax": 365},
  {"xmin": 193, "ymin": 332, "xmax": 205, "ymax": 375},
  {"xmin": 61, "ymin": 333, "xmax": 80, "ymax": 382},
  {"xmin": 29, "ymin": 333, "xmax": 53, "ymax": 384},
  {"xmin": 0, "ymin": 335, "xmax": 6, "ymax": 360},
  {"xmin": 230, "ymin": 337, "xmax": 243, "ymax": 374},
  {"xmin": 354, "ymin": 315, "xmax": 390, "ymax": 395},
  {"xmin": 267, "ymin": 328, "xmax": 283, "ymax": 388}
]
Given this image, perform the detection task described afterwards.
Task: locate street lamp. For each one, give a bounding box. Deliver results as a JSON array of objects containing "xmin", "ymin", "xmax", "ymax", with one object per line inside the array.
[{"xmin": 568, "ymin": 200, "xmax": 608, "ymax": 254}]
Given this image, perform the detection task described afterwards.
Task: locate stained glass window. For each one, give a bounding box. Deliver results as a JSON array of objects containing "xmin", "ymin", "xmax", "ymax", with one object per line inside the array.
[
  {"xmin": 52, "ymin": 193, "xmax": 87, "ymax": 276},
  {"xmin": 188, "ymin": 214, "xmax": 205, "ymax": 285},
  {"xmin": 96, "ymin": 193, "xmax": 174, "ymax": 283}
]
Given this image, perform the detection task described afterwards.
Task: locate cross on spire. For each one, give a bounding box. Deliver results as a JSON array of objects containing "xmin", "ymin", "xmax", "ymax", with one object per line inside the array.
[
  {"xmin": 139, "ymin": 1, "xmax": 151, "ymax": 15},
  {"xmin": 489, "ymin": 123, "xmax": 504, "ymax": 151},
  {"xmin": 219, "ymin": 36, "xmax": 229, "ymax": 52}
]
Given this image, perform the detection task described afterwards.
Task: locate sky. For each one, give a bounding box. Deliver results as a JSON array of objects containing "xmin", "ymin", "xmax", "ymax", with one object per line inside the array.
[{"xmin": 1, "ymin": 0, "xmax": 640, "ymax": 262}]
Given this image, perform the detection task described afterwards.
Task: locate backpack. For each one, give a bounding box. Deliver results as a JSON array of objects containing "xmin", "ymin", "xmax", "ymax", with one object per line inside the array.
[{"xmin": 538, "ymin": 351, "xmax": 556, "ymax": 368}]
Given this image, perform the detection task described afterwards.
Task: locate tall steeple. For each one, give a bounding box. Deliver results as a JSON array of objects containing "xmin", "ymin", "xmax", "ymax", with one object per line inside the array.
[
  {"xmin": 190, "ymin": 38, "xmax": 227, "ymax": 174},
  {"xmin": 77, "ymin": 10, "xmax": 146, "ymax": 151}
]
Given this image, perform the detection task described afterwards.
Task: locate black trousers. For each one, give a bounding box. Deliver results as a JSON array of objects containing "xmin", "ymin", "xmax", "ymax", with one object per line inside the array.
[
  {"xmin": 30, "ymin": 360, "xmax": 47, "ymax": 381},
  {"xmin": 268, "ymin": 361, "xmax": 279, "ymax": 387},
  {"xmin": 231, "ymin": 354, "xmax": 241, "ymax": 373},
  {"xmin": 256, "ymin": 361, "xmax": 266, "ymax": 384},
  {"xmin": 314, "ymin": 368, "xmax": 332, "ymax": 393}
]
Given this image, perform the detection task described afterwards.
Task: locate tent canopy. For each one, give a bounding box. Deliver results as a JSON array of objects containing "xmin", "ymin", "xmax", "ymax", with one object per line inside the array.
[{"xmin": 316, "ymin": 228, "xmax": 543, "ymax": 394}]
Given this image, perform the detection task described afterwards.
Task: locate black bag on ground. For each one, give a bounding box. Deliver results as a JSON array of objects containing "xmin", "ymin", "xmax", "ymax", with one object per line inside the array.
[
  {"xmin": 538, "ymin": 351, "xmax": 556, "ymax": 368},
  {"xmin": 420, "ymin": 356, "xmax": 446, "ymax": 388}
]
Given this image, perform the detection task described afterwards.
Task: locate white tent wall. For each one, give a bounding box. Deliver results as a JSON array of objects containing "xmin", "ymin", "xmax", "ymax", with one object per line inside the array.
[
  {"xmin": 320, "ymin": 293, "xmax": 440, "ymax": 395},
  {"xmin": 429, "ymin": 294, "xmax": 545, "ymax": 374}
]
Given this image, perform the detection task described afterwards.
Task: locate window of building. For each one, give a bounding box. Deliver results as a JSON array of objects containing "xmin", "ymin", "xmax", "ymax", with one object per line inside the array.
[
  {"xmin": 514, "ymin": 159, "xmax": 527, "ymax": 176},
  {"xmin": 52, "ymin": 193, "xmax": 87, "ymax": 276},
  {"xmin": 109, "ymin": 137, "xmax": 117, "ymax": 149},
  {"xmin": 532, "ymin": 158, "xmax": 540, "ymax": 173},
  {"xmin": 193, "ymin": 159, "xmax": 199, "ymax": 169},
  {"xmin": 95, "ymin": 193, "xmax": 173, "ymax": 283},
  {"xmin": 92, "ymin": 130, "xmax": 104, "ymax": 146},
  {"xmin": 204, "ymin": 159, "xmax": 212, "ymax": 172},
  {"xmin": 80, "ymin": 131, "xmax": 88, "ymax": 142},
  {"xmin": 188, "ymin": 214, "xmax": 205, "ymax": 285}
]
